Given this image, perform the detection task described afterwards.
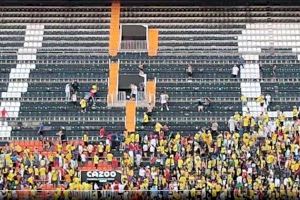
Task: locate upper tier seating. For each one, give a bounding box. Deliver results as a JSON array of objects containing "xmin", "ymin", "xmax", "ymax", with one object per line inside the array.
[{"xmin": 0, "ymin": 6, "xmax": 300, "ymax": 137}]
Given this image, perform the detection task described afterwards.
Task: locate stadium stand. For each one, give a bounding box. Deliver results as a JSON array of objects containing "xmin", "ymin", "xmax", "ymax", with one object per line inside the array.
[{"xmin": 0, "ymin": 1, "xmax": 299, "ymax": 199}]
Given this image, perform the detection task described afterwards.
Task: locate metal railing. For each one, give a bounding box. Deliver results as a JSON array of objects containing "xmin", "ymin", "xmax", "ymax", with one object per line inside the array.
[{"xmin": 120, "ymin": 40, "xmax": 147, "ymax": 51}]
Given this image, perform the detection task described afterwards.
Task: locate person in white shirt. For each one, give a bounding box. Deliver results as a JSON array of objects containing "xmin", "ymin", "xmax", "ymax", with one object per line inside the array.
[
  {"xmin": 228, "ymin": 116, "xmax": 235, "ymax": 133},
  {"xmin": 265, "ymin": 94, "xmax": 271, "ymax": 109},
  {"xmin": 138, "ymin": 63, "xmax": 145, "ymax": 76},
  {"xmin": 136, "ymin": 152, "xmax": 142, "ymax": 167},
  {"xmin": 160, "ymin": 91, "xmax": 169, "ymax": 111},
  {"xmin": 65, "ymin": 83, "xmax": 71, "ymax": 101},
  {"xmin": 138, "ymin": 167, "xmax": 146, "ymax": 178},
  {"xmin": 130, "ymin": 84, "xmax": 138, "ymax": 99},
  {"xmin": 232, "ymin": 65, "xmax": 239, "ymax": 78},
  {"xmin": 94, "ymin": 183, "xmax": 99, "ymax": 190}
]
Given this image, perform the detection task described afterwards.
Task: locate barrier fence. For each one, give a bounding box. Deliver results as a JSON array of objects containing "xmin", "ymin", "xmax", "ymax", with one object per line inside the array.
[{"xmin": 3, "ymin": 189, "xmax": 299, "ymax": 200}]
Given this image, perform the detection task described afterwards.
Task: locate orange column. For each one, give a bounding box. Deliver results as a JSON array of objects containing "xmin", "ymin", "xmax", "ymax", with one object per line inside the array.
[
  {"xmin": 125, "ymin": 100, "xmax": 136, "ymax": 133},
  {"xmin": 109, "ymin": 1, "xmax": 121, "ymax": 56},
  {"xmin": 107, "ymin": 62, "xmax": 119, "ymax": 105},
  {"xmin": 146, "ymin": 80, "xmax": 156, "ymax": 105},
  {"xmin": 148, "ymin": 29, "xmax": 159, "ymax": 56}
]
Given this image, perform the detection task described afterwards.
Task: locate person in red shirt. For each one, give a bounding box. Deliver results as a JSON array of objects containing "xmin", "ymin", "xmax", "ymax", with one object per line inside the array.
[
  {"xmin": 0, "ymin": 108, "xmax": 8, "ymax": 122},
  {"xmin": 99, "ymin": 127, "xmax": 106, "ymax": 138}
]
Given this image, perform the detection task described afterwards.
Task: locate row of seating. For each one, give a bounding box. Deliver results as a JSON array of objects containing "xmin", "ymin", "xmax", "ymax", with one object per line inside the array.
[
  {"xmin": 121, "ymin": 7, "xmax": 300, "ymax": 12},
  {"xmin": 0, "ymin": 7, "xmax": 111, "ymax": 12}
]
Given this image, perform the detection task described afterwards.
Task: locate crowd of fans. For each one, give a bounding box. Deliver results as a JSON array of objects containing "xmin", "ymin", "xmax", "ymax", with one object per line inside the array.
[
  {"xmin": 0, "ymin": 131, "xmax": 117, "ymax": 197},
  {"xmin": 0, "ymin": 106, "xmax": 299, "ymax": 199},
  {"xmin": 121, "ymin": 109, "xmax": 300, "ymax": 199}
]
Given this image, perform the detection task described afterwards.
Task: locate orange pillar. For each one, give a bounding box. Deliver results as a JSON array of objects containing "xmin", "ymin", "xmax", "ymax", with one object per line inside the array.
[
  {"xmin": 148, "ymin": 29, "xmax": 159, "ymax": 56},
  {"xmin": 146, "ymin": 80, "xmax": 156, "ymax": 105},
  {"xmin": 107, "ymin": 62, "xmax": 119, "ymax": 105},
  {"xmin": 125, "ymin": 100, "xmax": 136, "ymax": 132},
  {"xmin": 109, "ymin": 1, "xmax": 121, "ymax": 56}
]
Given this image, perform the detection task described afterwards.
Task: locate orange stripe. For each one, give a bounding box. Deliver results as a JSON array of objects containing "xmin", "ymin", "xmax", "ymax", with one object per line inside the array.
[
  {"xmin": 107, "ymin": 62, "xmax": 119, "ymax": 104},
  {"xmin": 109, "ymin": 1, "xmax": 121, "ymax": 56},
  {"xmin": 125, "ymin": 100, "xmax": 136, "ymax": 132},
  {"xmin": 148, "ymin": 29, "xmax": 159, "ymax": 56}
]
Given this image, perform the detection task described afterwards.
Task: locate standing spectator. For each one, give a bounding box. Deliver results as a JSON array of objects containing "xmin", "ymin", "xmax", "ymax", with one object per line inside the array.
[
  {"xmin": 138, "ymin": 63, "xmax": 145, "ymax": 76},
  {"xmin": 130, "ymin": 84, "xmax": 138, "ymax": 100},
  {"xmin": 203, "ymin": 97, "xmax": 212, "ymax": 110},
  {"xmin": 231, "ymin": 65, "xmax": 239, "ymax": 78},
  {"xmin": 228, "ymin": 117, "xmax": 235, "ymax": 133},
  {"xmin": 160, "ymin": 91, "xmax": 169, "ymax": 111},
  {"xmin": 240, "ymin": 95, "xmax": 247, "ymax": 106},
  {"xmin": 37, "ymin": 122, "xmax": 45, "ymax": 138},
  {"xmin": 256, "ymin": 95, "xmax": 265, "ymax": 111},
  {"xmin": 0, "ymin": 108, "xmax": 8, "ymax": 123},
  {"xmin": 146, "ymin": 103, "xmax": 153, "ymax": 119},
  {"xmin": 90, "ymin": 84, "xmax": 98, "ymax": 106},
  {"xmin": 65, "ymin": 83, "xmax": 71, "ymax": 101},
  {"xmin": 60, "ymin": 127, "xmax": 66, "ymax": 144},
  {"xmin": 56, "ymin": 128, "xmax": 64, "ymax": 143},
  {"xmin": 272, "ymin": 65, "xmax": 277, "ymax": 77},
  {"xmin": 197, "ymin": 98, "xmax": 204, "ymax": 112},
  {"xmin": 71, "ymin": 80, "xmax": 79, "ymax": 94},
  {"xmin": 99, "ymin": 127, "xmax": 106, "ymax": 138},
  {"xmin": 186, "ymin": 64, "xmax": 193, "ymax": 79},
  {"xmin": 211, "ymin": 121, "xmax": 219, "ymax": 135},
  {"xmin": 83, "ymin": 132, "xmax": 89, "ymax": 146},
  {"xmin": 292, "ymin": 106, "xmax": 299, "ymax": 121},
  {"xmin": 265, "ymin": 94, "xmax": 271, "ymax": 109},
  {"xmin": 80, "ymin": 98, "xmax": 87, "ymax": 113},
  {"xmin": 71, "ymin": 92, "xmax": 77, "ymax": 106}
]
